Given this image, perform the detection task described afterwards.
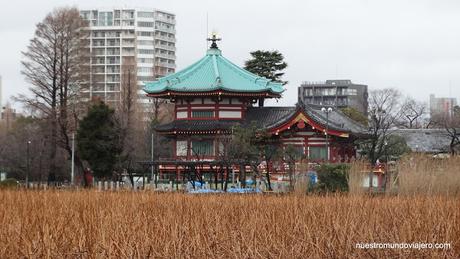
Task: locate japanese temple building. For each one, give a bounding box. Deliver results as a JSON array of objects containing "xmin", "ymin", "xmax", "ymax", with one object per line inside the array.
[{"xmin": 143, "ymin": 36, "xmax": 368, "ymax": 181}]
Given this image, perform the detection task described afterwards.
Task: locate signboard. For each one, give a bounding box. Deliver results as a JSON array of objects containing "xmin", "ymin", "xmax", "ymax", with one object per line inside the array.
[{"xmin": 0, "ymin": 172, "xmax": 6, "ymax": 181}]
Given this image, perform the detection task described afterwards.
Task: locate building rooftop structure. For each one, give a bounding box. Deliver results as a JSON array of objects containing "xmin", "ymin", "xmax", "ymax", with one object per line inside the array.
[
  {"xmin": 144, "ymin": 35, "xmax": 283, "ymax": 97},
  {"xmin": 156, "ymin": 104, "xmax": 368, "ymax": 137},
  {"xmin": 298, "ymin": 79, "xmax": 368, "ymax": 115}
]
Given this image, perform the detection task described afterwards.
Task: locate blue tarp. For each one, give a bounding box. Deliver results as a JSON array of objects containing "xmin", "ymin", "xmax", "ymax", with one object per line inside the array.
[
  {"xmin": 245, "ymin": 179, "xmax": 255, "ymax": 185},
  {"xmin": 188, "ymin": 189, "xmax": 223, "ymax": 194},
  {"xmin": 226, "ymin": 187, "xmax": 262, "ymax": 193},
  {"xmin": 188, "ymin": 187, "xmax": 262, "ymax": 194},
  {"xmin": 193, "ymin": 181, "xmax": 204, "ymax": 187}
]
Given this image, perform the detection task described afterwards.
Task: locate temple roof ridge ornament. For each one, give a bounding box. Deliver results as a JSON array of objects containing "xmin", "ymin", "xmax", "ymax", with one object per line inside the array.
[{"xmin": 207, "ymin": 32, "xmax": 221, "ymax": 49}]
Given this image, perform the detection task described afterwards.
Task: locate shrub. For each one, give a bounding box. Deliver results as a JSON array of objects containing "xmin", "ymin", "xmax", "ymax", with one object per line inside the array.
[
  {"xmin": 0, "ymin": 178, "xmax": 19, "ymax": 189},
  {"xmin": 314, "ymin": 164, "xmax": 349, "ymax": 192}
]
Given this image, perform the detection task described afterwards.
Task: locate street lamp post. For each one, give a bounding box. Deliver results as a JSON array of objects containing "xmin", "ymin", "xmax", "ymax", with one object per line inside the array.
[
  {"xmin": 384, "ymin": 141, "xmax": 388, "ymax": 191},
  {"xmin": 321, "ymin": 107, "xmax": 333, "ymax": 161},
  {"xmin": 384, "ymin": 141, "xmax": 388, "ymax": 163},
  {"xmin": 26, "ymin": 140, "xmax": 31, "ymax": 188}
]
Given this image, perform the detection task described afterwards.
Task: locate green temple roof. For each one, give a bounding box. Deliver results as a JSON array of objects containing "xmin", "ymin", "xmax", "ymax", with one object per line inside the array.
[{"xmin": 143, "ymin": 46, "xmax": 284, "ymax": 97}]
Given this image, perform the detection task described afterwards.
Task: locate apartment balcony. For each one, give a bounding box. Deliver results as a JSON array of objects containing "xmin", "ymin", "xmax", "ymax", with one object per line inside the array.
[
  {"xmin": 155, "ymin": 43, "xmax": 176, "ymax": 52},
  {"xmin": 155, "ymin": 26, "xmax": 175, "ymax": 34},
  {"xmin": 107, "ymin": 60, "xmax": 120, "ymax": 65},
  {"xmin": 104, "ymin": 32, "xmax": 121, "ymax": 38},
  {"xmin": 155, "ymin": 15, "xmax": 176, "ymax": 25},
  {"xmin": 121, "ymin": 41, "xmax": 135, "ymax": 47},
  {"xmin": 156, "ymin": 61, "xmax": 176, "ymax": 69},
  {"xmin": 155, "ymin": 34, "xmax": 176, "ymax": 43},
  {"xmin": 106, "ymin": 51, "xmax": 121, "ymax": 56},
  {"xmin": 155, "ymin": 52, "xmax": 176, "ymax": 60},
  {"xmin": 122, "ymin": 51, "xmax": 135, "ymax": 56},
  {"xmin": 93, "ymin": 51, "xmax": 106, "ymax": 56},
  {"xmin": 119, "ymin": 31, "xmax": 133, "ymax": 37},
  {"xmin": 91, "ymin": 58, "xmax": 106, "ymax": 65},
  {"xmin": 106, "ymin": 69, "xmax": 121, "ymax": 74},
  {"xmin": 106, "ymin": 80, "xmax": 120, "ymax": 84}
]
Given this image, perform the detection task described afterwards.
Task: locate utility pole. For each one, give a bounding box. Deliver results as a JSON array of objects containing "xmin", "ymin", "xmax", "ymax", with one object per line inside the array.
[
  {"xmin": 321, "ymin": 107, "xmax": 333, "ymax": 161},
  {"xmin": 26, "ymin": 140, "xmax": 31, "ymax": 188},
  {"xmin": 71, "ymin": 133, "xmax": 75, "ymax": 186}
]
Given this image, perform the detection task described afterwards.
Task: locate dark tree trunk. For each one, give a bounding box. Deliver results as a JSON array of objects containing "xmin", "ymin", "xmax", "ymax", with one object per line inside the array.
[
  {"xmin": 240, "ymin": 164, "xmax": 246, "ymax": 188},
  {"xmin": 224, "ymin": 166, "xmax": 230, "ymax": 191},
  {"xmin": 214, "ymin": 167, "xmax": 218, "ymax": 189},
  {"xmin": 265, "ymin": 160, "xmax": 272, "ymax": 191}
]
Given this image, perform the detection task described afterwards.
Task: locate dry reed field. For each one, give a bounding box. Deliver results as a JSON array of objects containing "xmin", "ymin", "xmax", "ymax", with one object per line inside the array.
[
  {"xmin": 0, "ymin": 191, "xmax": 459, "ymax": 258},
  {"xmin": 398, "ymin": 154, "xmax": 460, "ymax": 196}
]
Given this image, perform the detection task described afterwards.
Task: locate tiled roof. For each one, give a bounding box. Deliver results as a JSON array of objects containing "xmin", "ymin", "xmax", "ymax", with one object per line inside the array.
[
  {"xmin": 301, "ymin": 103, "xmax": 369, "ymax": 134},
  {"xmin": 244, "ymin": 107, "xmax": 297, "ymax": 129},
  {"xmin": 156, "ymin": 104, "xmax": 369, "ymax": 135},
  {"xmin": 391, "ymin": 129, "xmax": 457, "ymax": 153},
  {"xmin": 155, "ymin": 119, "xmax": 240, "ymax": 132},
  {"xmin": 244, "ymin": 105, "xmax": 368, "ymax": 134},
  {"xmin": 143, "ymin": 48, "xmax": 284, "ymax": 95}
]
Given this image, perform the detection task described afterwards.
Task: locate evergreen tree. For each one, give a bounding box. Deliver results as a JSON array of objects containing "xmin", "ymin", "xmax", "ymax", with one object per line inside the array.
[
  {"xmin": 244, "ymin": 50, "xmax": 288, "ymax": 85},
  {"xmin": 77, "ymin": 102, "xmax": 121, "ymax": 179},
  {"xmin": 340, "ymin": 107, "xmax": 368, "ymax": 126}
]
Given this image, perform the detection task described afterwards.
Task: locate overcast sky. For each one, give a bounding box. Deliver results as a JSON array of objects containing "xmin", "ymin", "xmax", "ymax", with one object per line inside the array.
[{"xmin": 1, "ymin": 0, "xmax": 460, "ymax": 108}]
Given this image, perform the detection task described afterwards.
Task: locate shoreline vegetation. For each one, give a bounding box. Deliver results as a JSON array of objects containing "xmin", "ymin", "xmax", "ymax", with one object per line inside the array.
[{"xmin": 0, "ymin": 191, "xmax": 458, "ymax": 258}]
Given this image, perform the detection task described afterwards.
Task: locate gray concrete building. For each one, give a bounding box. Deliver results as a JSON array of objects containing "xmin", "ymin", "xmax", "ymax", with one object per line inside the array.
[{"xmin": 298, "ymin": 80, "xmax": 368, "ymax": 115}]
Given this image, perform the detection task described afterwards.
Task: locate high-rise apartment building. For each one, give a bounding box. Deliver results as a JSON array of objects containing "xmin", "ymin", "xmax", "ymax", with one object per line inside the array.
[
  {"xmin": 80, "ymin": 8, "xmax": 176, "ymax": 106},
  {"xmin": 0, "ymin": 75, "xmax": 2, "ymax": 110},
  {"xmin": 429, "ymin": 94, "xmax": 457, "ymax": 119},
  {"xmin": 298, "ymin": 80, "xmax": 368, "ymax": 115}
]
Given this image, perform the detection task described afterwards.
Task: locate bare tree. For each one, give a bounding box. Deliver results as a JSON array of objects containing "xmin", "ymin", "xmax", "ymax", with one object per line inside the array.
[
  {"xmin": 115, "ymin": 56, "xmax": 141, "ymax": 184},
  {"xmin": 0, "ymin": 116, "xmax": 55, "ymax": 182},
  {"xmin": 361, "ymin": 88, "xmax": 402, "ymax": 164},
  {"xmin": 397, "ymin": 97, "xmax": 427, "ymax": 129},
  {"xmin": 17, "ymin": 7, "xmax": 90, "ymax": 182},
  {"xmin": 444, "ymin": 126, "xmax": 460, "ymax": 155},
  {"xmin": 431, "ymin": 106, "xmax": 460, "ymax": 154},
  {"xmin": 114, "ymin": 56, "xmax": 175, "ymax": 184}
]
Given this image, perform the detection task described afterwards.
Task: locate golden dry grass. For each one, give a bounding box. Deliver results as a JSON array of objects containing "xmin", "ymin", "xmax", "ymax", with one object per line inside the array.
[
  {"xmin": 348, "ymin": 159, "xmax": 370, "ymax": 195},
  {"xmin": 398, "ymin": 154, "xmax": 460, "ymax": 196},
  {"xmin": 0, "ymin": 190, "xmax": 458, "ymax": 258}
]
